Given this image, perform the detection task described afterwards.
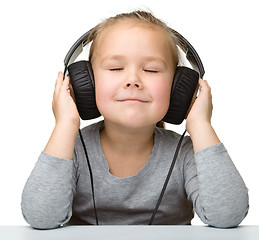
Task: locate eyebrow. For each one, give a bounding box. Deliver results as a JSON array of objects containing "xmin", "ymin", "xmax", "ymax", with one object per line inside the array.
[
  {"xmin": 100, "ymin": 55, "xmax": 167, "ymax": 66},
  {"xmin": 100, "ymin": 55, "xmax": 125, "ymax": 64}
]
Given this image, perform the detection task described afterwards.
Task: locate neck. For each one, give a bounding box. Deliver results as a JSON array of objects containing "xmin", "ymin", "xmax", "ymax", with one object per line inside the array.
[{"xmin": 100, "ymin": 120, "xmax": 155, "ymax": 156}]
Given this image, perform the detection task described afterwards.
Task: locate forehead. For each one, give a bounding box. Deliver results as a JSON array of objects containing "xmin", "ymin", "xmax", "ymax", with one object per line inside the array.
[{"xmin": 93, "ymin": 20, "xmax": 174, "ymax": 63}]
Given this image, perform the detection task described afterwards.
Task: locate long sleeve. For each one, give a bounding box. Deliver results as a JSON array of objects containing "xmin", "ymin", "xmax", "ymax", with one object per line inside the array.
[
  {"xmin": 21, "ymin": 152, "xmax": 77, "ymax": 229},
  {"xmin": 184, "ymin": 142, "xmax": 249, "ymax": 228},
  {"xmin": 20, "ymin": 122, "xmax": 249, "ymax": 228}
]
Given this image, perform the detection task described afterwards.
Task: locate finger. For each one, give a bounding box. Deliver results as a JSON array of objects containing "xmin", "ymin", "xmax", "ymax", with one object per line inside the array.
[
  {"xmin": 68, "ymin": 81, "xmax": 76, "ymax": 101},
  {"xmin": 199, "ymin": 79, "xmax": 211, "ymax": 94},
  {"xmin": 202, "ymin": 80, "xmax": 213, "ymax": 105},
  {"xmin": 198, "ymin": 78, "xmax": 207, "ymax": 87},
  {"xmin": 54, "ymin": 72, "xmax": 64, "ymax": 96},
  {"xmin": 60, "ymin": 75, "xmax": 70, "ymax": 94}
]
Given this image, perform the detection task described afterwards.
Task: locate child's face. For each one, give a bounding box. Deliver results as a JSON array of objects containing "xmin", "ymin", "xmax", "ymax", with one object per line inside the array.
[{"xmin": 92, "ymin": 21, "xmax": 175, "ymax": 129}]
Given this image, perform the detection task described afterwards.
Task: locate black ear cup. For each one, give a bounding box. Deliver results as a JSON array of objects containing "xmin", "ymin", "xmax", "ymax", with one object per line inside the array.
[
  {"xmin": 163, "ymin": 66, "xmax": 199, "ymax": 125},
  {"xmin": 68, "ymin": 60, "xmax": 101, "ymax": 120}
]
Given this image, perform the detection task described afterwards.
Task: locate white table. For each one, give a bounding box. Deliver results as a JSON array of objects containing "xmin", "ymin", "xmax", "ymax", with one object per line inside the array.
[{"xmin": 0, "ymin": 225, "xmax": 258, "ymax": 240}]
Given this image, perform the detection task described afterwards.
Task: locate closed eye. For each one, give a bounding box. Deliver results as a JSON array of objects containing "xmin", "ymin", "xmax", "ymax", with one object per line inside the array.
[
  {"xmin": 144, "ymin": 69, "xmax": 159, "ymax": 73},
  {"xmin": 109, "ymin": 68, "xmax": 124, "ymax": 71}
]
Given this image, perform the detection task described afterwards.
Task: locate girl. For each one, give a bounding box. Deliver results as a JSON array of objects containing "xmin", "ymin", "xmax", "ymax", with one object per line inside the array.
[{"xmin": 21, "ymin": 10, "xmax": 248, "ymax": 229}]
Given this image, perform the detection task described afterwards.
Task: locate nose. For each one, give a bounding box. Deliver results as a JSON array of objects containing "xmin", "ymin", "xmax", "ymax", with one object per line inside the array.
[
  {"xmin": 125, "ymin": 82, "xmax": 141, "ymax": 88},
  {"xmin": 124, "ymin": 69, "xmax": 143, "ymax": 89}
]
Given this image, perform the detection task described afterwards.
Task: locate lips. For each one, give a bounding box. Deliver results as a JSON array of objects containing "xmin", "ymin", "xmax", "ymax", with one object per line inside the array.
[
  {"xmin": 116, "ymin": 96, "xmax": 151, "ymax": 103},
  {"xmin": 115, "ymin": 92, "xmax": 151, "ymax": 103},
  {"xmin": 117, "ymin": 98, "xmax": 149, "ymax": 103}
]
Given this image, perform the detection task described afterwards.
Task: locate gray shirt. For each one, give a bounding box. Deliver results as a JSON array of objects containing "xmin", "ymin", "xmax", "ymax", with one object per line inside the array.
[{"xmin": 21, "ymin": 121, "xmax": 249, "ymax": 229}]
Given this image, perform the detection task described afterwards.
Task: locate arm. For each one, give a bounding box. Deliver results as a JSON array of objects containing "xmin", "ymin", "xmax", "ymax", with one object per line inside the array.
[
  {"xmin": 21, "ymin": 152, "xmax": 77, "ymax": 229},
  {"xmin": 184, "ymin": 79, "xmax": 249, "ymax": 227},
  {"xmin": 183, "ymin": 142, "xmax": 249, "ymax": 228},
  {"xmin": 21, "ymin": 72, "xmax": 80, "ymax": 229}
]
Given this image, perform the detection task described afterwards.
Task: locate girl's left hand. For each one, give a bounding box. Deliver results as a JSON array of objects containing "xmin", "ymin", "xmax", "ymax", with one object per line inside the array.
[{"xmin": 186, "ymin": 78, "xmax": 213, "ymax": 134}]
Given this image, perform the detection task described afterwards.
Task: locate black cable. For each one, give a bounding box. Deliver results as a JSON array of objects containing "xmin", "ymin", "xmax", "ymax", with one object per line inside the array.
[
  {"xmin": 148, "ymin": 129, "xmax": 187, "ymax": 225},
  {"xmin": 78, "ymin": 129, "xmax": 99, "ymax": 225}
]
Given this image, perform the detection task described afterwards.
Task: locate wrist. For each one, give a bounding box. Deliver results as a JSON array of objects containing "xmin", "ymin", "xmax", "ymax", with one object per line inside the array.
[
  {"xmin": 186, "ymin": 119, "xmax": 211, "ymax": 136},
  {"xmin": 54, "ymin": 121, "xmax": 79, "ymax": 140},
  {"xmin": 186, "ymin": 121, "xmax": 220, "ymax": 153},
  {"xmin": 55, "ymin": 119, "xmax": 80, "ymax": 133},
  {"xmin": 44, "ymin": 121, "xmax": 79, "ymax": 160}
]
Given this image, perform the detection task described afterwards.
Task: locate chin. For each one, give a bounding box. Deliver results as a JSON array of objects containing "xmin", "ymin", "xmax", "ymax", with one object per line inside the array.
[
  {"xmin": 106, "ymin": 117, "xmax": 158, "ymax": 130},
  {"xmin": 102, "ymin": 109, "xmax": 166, "ymax": 130}
]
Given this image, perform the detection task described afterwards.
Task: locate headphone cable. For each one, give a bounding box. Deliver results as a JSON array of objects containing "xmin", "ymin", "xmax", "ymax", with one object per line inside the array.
[
  {"xmin": 78, "ymin": 128, "xmax": 99, "ymax": 225},
  {"xmin": 148, "ymin": 129, "xmax": 187, "ymax": 225}
]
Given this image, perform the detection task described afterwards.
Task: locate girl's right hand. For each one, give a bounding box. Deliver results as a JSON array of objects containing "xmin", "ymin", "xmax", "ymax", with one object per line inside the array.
[{"xmin": 52, "ymin": 72, "xmax": 80, "ymax": 130}]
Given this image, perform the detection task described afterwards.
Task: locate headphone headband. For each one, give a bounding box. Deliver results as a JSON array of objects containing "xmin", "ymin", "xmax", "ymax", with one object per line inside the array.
[{"xmin": 64, "ymin": 28, "xmax": 205, "ymax": 78}]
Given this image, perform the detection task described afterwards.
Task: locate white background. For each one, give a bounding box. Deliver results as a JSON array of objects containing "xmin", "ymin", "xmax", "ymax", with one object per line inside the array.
[{"xmin": 0, "ymin": 0, "xmax": 258, "ymax": 226}]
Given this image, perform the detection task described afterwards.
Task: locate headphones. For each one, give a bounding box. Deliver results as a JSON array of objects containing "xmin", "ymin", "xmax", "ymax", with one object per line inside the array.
[{"xmin": 64, "ymin": 28, "xmax": 205, "ymax": 125}]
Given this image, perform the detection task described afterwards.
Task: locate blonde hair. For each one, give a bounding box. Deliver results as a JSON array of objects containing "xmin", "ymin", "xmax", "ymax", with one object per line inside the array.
[
  {"xmin": 87, "ymin": 11, "xmax": 179, "ymax": 128},
  {"xmin": 86, "ymin": 10, "xmax": 179, "ymax": 68}
]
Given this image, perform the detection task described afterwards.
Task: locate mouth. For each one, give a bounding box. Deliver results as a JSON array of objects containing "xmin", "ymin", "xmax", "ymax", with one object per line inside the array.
[{"xmin": 117, "ymin": 99, "xmax": 149, "ymax": 103}]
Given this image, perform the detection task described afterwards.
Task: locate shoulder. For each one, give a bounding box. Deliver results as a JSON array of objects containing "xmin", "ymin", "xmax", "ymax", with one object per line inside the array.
[
  {"xmin": 155, "ymin": 127, "xmax": 192, "ymax": 146},
  {"xmin": 80, "ymin": 120, "xmax": 104, "ymax": 135},
  {"xmin": 155, "ymin": 127, "xmax": 194, "ymax": 157},
  {"xmin": 73, "ymin": 120, "xmax": 103, "ymax": 165},
  {"xmin": 74, "ymin": 120, "xmax": 104, "ymax": 152},
  {"xmin": 75, "ymin": 120, "xmax": 104, "ymax": 141}
]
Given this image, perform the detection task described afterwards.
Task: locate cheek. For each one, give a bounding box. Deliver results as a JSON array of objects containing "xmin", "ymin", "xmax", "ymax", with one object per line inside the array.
[
  {"xmin": 95, "ymin": 84, "xmax": 109, "ymax": 114},
  {"xmin": 94, "ymin": 74, "xmax": 115, "ymax": 114},
  {"xmin": 151, "ymin": 79, "xmax": 172, "ymax": 111}
]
